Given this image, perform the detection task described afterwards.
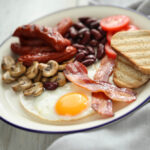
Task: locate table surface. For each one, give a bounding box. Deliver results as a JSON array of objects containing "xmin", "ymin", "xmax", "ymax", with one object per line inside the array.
[{"xmin": 0, "ymin": 0, "xmax": 139, "ymax": 150}]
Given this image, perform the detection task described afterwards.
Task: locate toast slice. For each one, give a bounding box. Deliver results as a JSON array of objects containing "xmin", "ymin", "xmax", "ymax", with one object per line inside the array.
[
  {"xmin": 113, "ymin": 55, "xmax": 150, "ymax": 89},
  {"xmin": 111, "ymin": 30, "xmax": 150, "ymax": 74}
]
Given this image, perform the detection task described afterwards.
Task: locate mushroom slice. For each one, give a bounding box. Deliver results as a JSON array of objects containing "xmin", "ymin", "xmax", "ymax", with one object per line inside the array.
[
  {"xmin": 23, "ymin": 82, "xmax": 43, "ymax": 96},
  {"xmin": 26, "ymin": 61, "xmax": 39, "ymax": 79},
  {"xmin": 1, "ymin": 56, "xmax": 15, "ymax": 71},
  {"xmin": 49, "ymin": 74, "xmax": 58, "ymax": 82},
  {"xmin": 34, "ymin": 71, "xmax": 42, "ymax": 82},
  {"xmin": 42, "ymin": 60, "xmax": 59, "ymax": 77},
  {"xmin": 12, "ymin": 76, "xmax": 32, "ymax": 92},
  {"xmin": 57, "ymin": 72, "xmax": 66, "ymax": 87},
  {"xmin": 2, "ymin": 71, "xmax": 16, "ymax": 83},
  {"xmin": 41, "ymin": 77, "xmax": 49, "ymax": 83},
  {"xmin": 10, "ymin": 62, "xmax": 26, "ymax": 77},
  {"xmin": 38, "ymin": 63, "xmax": 47, "ymax": 70},
  {"xmin": 58, "ymin": 64, "xmax": 66, "ymax": 71}
]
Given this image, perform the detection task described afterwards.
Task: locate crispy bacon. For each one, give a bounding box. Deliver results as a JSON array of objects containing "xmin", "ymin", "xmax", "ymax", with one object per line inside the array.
[
  {"xmin": 92, "ymin": 56, "xmax": 115, "ymax": 117},
  {"xmin": 92, "ymin": 93, "xmax": 113, "ymax": 117},
  {"xmin": 94, "ymin": 56, "xmax": 115, "ymax": 82},
  {"xmin": 64, "ymin": 61, "xmax": 136, "ymax": 102}
]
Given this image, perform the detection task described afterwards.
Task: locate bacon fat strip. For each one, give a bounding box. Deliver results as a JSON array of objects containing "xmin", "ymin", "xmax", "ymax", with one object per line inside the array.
[
  {"xmin": 92, "ymin": 56, "xmax": 115, "ymax": 117},
  {"xmin": 54, "ymin": 18, "xmax": 73, "ymax": 36},
  {"xmin": 18, "ymin": 46, "xmax": 77, "ymax": 66},
  {"xmin": 13, "ymin": 24, "xmax": 71, "ymax": 51},
  {"xmin": 20, "ymin": 37, "xmax": 48, "ymax": 46},
  {"xmin": 11, "ymin": 43, "xmax": 53, "ymax": 55},
  {"xmin": 64, "ymin": 61, "xmax": 136, "ymax": 102}
]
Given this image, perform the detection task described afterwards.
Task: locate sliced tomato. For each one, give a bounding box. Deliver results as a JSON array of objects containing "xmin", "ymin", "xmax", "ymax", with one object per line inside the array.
[
  {"xmin": 106, "ymin": 32, "xmax": 115, "ymax": 44},
  {"xmin": 100, "ymin": 15, "xmax": 130, "ymax": 32},
  {"xmin": 124, "ymin": 24, "xmax": 139, "ymax": 31},
  {"xmin": 105, "ymin": 42, "xmax": 117, "ymax": 59}
]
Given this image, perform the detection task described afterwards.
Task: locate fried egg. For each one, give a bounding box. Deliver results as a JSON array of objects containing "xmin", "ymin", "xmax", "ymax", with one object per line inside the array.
[{"xmin": 20, "ymin": 62, "xmax": 100, "ymax": 121}]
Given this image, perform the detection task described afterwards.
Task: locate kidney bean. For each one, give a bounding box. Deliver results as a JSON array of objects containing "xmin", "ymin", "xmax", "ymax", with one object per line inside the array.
[
  {"xmin": 100, "ymin": 37, "xmax": 107, "ymax": 45},
  {"xmin": 86, "ymin": 46, "xmax": 95, "ymax": 54},
  {"xmin": 79, "ymin": 17, "xmax": 90, "ymax": 23},
  {"xmin": 80, "ymin": 31, "xmax": 90, "ymax": 45},
  {"xmin": 90, "ymin": 21, "xmax": 100, "ymax": 28},
  {"xmin": 97, "ymin": 26, "xmax": 106, "ymax": 36},
  {"xmin": 78, "ymin": 49, "xmax": 88, "ymax": 54},
  {"xmin": 89, "ymin": 39, "xmax": 98, "ymax": 46},
  {"xmin": 82, "ymin": 50, "xmax": 89, "ymax": 55},
  {"xmin": 78, "ymin": 28, "xmax": 89, "ymax": 35},
  {"xmin": 73, "ymin": 43, "xmax": 85, "ymax": 49},
  {"xmin": 97, "ymin": 43, "xmax": 104, "ymax": 59},
  {"xmin": 75, "ymin": 52, "xmax": 85, "ymax": 61},
  {"xmin": 75, "ymin": 38, "xmax": 82, "ymax": 44},
  {"xmin": 74, "ymin": 22, "xmax": 85, "ymax": 29},
  {"xmin": 43, "ymin": 81, "xmax": 58, "ymax": 90},
  {"xmin": 82, "ymin": 58, "xmax": 95, "ymax": 66},
  {"xmin": 85, "ymin": 18, "xmax": 97, "ymax": 26},
  {"xmin": 91, "ymin": 29, "xmax": 102, "ymax": 40},
  {"xmin": 64, "ymin": 32, "xmax": 70, "ymax": 38},
  {"xmin": 85, "ymin": 54, "xmax": 96, "ymax": 61},
  {"xmin": 69, "ymin": 27, "xmax": 78, "ymax": 38}
]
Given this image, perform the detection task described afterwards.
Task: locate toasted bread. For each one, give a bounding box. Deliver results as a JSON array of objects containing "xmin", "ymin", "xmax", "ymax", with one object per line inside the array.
[
  {"xmin": 113, "ymin": 55, "xmax": 150, "ymax": 88},
  {"xmin": 111, "ymin": 30, "xmax": 150, "ymax": 74}
]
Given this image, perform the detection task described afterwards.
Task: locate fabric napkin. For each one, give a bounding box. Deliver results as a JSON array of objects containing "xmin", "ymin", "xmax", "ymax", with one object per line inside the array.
[{"xmin": 47, "ymin": 1, "xmax": 150, "ymax": 149}]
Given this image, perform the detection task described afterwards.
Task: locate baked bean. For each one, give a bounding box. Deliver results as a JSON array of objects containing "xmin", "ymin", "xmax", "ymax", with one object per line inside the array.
[
  {"xmin": 79, "ymin": 17, "xmax": 90, "ymax": 23},
  {"xmin": 78, "ymin": 49, "xmax": 89, "ymax": 55},
  {"xmin": 69, "ymin": 27, "xmax": 78, "ymax": 38},
  {"xmin": 82, "ymin": 50, "xmax": 89, "ymax": 55},
  {"xmin": 43, "ymin": 81, "xmax": 58, "ymax": 90},
  {"xmin": 97, "ymin": 26, "xmax": 106, "ymax": 36},
  {"xmin": 89, "ymin": 39, "xmax": 98, "ymax": 47},
  {"xmin": 80, "ymin": 31, "xmax": 90, "ymax": 45},
  {"xmin": 97, "ymin": 43, "xmax": 104, "ymax": 59},
  {"xmin": 78, "ymin": 28, "xmax": 89, "ymax": 35},
  {"xmin": 91, "ymin": 29, "xmax": 102, "ymax": 40},
  {"xmin": 64, "ymin": 32, "xmax": 70, "ymax": 38},
  {"xmin": 75, "ymin": 52, "xmax": 85, "ymax": 61},
  {"xmin": 86, "ymin": 46, "xmax": 95, "ymax": 54},
  {"xmin": 90, "ymin": 21, "xmax": 100, "ymax": 28},
  {"xmin": 100, "ymin": 37, "xmax": 107, "ymax": 45},
  {"xmin": 82, "ymin": 59, "xmax": 95, "ymax": 66},
  {"xmin": 76, "ymin": 38, "xmax": 82, "ymax": 44},
  {"xmin": 74, "ymin": 22, "xmax": 85, "ymax": 29},
  {"xmin": 73, "ymin": 43, "xmax": 85, "ymax": 49},
  {"xmin": 66, "ymin": 17, "xmax": 107, "ymax": 67},
  {"xmin": 85, "ymin": 18, "xmax": 97, "ymax": 26},
  {"xmin": 85, "ymin": 54, "xmax": 96, "ymax": 61}
]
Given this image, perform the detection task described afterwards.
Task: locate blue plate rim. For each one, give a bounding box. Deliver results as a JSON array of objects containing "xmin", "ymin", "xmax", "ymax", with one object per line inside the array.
[{"xmin": 0, "ymin": 4, "xmax": 150, "ymax": 134}]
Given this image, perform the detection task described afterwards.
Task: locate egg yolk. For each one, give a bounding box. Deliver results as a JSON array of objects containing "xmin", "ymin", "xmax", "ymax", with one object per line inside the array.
[{"xmin": 55, "ymin": 93, "xmax": 89, "ymax": 116}]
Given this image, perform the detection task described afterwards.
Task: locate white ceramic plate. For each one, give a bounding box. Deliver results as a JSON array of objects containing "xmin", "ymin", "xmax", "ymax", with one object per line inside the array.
[{"xmin": 0, "ymin": 5, "xmax": 150, "ymax": 133}]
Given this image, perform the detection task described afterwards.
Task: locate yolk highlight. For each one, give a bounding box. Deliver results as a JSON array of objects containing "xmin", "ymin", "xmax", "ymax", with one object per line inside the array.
[{"xmin": 55, "ymin": 92, "xmax": 89, "ymax": 116}]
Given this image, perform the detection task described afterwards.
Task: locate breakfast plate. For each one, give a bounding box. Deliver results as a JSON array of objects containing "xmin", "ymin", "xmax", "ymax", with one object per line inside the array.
[{"xmin": 0, "ymin": 5, "xmax": 150, "ymax": 133}]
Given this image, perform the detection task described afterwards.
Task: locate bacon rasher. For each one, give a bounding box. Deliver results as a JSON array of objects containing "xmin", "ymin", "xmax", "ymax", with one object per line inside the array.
[
  {"xmin": 64, "ymin": 61, "xmax": 136, "ymax": 102},
  {"xmin": 91, "ymin": 56, "xmax": 115, "ymax": 117}
]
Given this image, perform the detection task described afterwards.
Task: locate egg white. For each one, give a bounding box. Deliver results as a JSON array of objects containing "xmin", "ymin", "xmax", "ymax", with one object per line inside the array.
[{"xmin": 20, "ymin": 62, "xmax": 100, "ymax": 122}]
